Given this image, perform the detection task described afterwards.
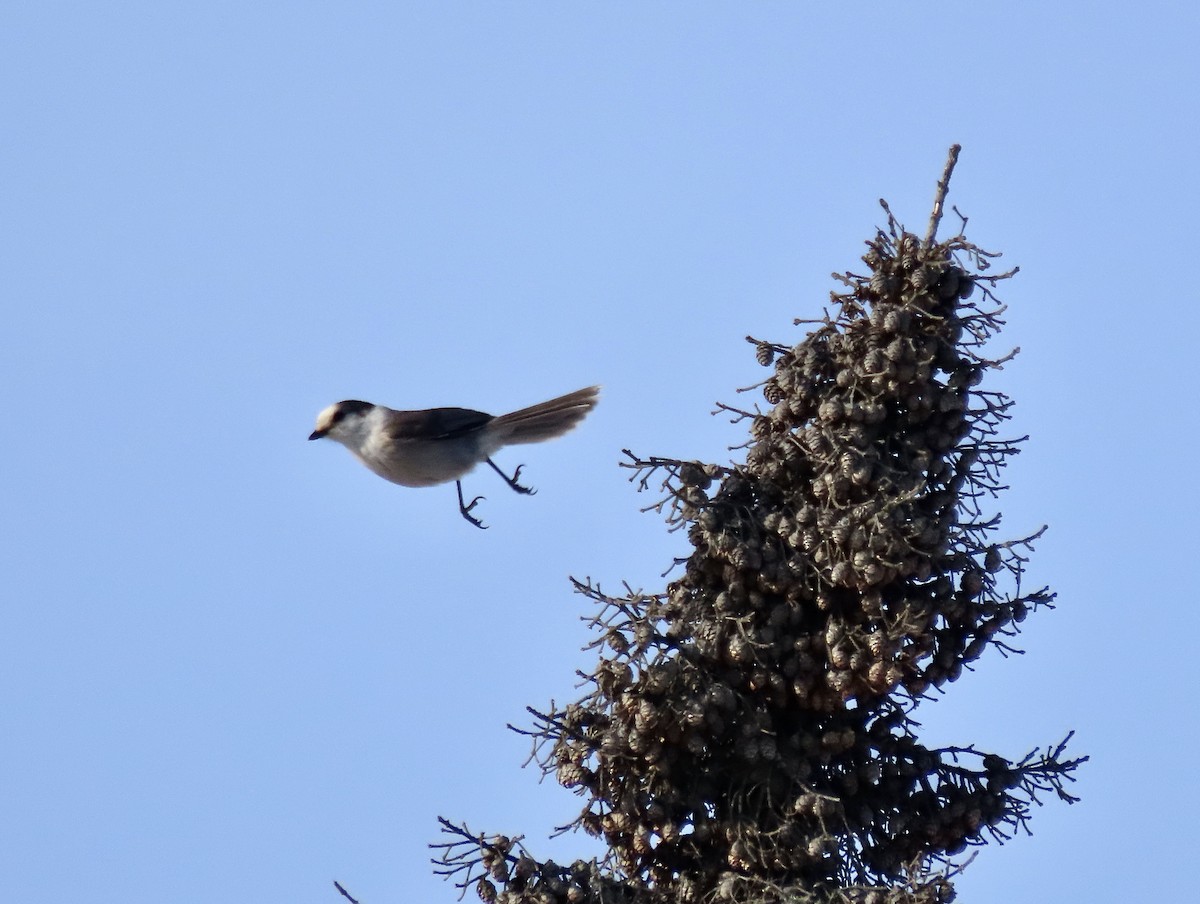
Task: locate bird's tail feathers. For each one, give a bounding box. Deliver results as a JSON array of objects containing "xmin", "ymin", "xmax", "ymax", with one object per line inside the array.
[{"xmin": 491, "ymin": 386, "xmax": 600, "ymax": 446}]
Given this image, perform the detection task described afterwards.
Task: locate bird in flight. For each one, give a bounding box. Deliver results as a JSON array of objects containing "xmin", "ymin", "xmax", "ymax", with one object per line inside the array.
[{"xmin": 309, "ymin": 386, "xmax": 599, "ymax": 528}]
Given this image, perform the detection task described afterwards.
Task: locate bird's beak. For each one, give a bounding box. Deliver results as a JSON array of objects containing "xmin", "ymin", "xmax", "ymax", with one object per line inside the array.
[{"xmin": 308, "ymin": 429, "xmax": 326, "ymax": 441}]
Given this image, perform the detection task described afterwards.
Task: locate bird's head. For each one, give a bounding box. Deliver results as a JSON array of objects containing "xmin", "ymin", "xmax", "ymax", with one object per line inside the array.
[{"xmin": 309, "ymin": 400, "xmax": 376, "ymax": 445}]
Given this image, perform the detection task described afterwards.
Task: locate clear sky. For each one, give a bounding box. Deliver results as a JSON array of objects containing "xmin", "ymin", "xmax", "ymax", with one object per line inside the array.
[{"xmin": 3, "ymin": 4, "xmax": 1197, "ymax": 903}]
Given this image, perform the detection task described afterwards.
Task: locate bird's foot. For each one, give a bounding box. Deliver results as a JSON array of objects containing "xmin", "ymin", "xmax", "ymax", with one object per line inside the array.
[
  {"xmin": 456, "ymin": 481, "xmax": 488, "ymax": 529},
  {"xmin": 487, "ymin": 458, "xmax": 536, "ymax": 495}
]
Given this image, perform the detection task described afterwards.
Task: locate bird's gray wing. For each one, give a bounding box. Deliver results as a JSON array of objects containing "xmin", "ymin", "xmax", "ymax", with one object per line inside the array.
[{"xmin": 383, "ymin": 407, "xmax": 495, "ymax": 443}]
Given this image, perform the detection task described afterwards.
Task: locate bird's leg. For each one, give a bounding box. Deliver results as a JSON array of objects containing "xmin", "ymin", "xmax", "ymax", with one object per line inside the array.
[
  {"xmin": 486, "ymin": 458, "xmax": 536, "ymax": 495},
  {"xmin": 456, "ymin": 480, "xmax": 488, "ymax": 529}
]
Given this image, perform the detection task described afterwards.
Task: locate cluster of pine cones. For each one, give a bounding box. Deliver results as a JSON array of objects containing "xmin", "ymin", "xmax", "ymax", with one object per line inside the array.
[{"xmin": 437, "ymin": 215, "xmax": 1073, "ymax": 904}]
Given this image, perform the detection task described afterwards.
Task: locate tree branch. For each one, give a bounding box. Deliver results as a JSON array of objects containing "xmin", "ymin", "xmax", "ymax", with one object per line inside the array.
[{"xmin": 925, "ymin": 144, "xmax": 962, "ymax": 246}]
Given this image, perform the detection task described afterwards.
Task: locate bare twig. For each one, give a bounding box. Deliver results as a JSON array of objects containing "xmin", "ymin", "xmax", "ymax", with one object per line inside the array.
[{"xmin": 925, "ymin": 144, "xmax": 962, "ymax": 246}]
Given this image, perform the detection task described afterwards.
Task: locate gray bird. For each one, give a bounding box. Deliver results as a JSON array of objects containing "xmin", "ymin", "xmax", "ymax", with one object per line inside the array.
[{"xmin": 309, "ymin": 386, "xmax": 599, "ymax": 528}]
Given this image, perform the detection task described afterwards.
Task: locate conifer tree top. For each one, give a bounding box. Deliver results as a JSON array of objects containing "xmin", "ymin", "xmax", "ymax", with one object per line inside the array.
[{"xmin": 435, "ymin": 146, "xmax": 1086, "ymax": 904}]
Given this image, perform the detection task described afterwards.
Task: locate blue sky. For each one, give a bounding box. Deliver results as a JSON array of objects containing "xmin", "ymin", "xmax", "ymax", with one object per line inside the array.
[{"xmin": 3, "ymin": 4, "xmax": 1198, "ymax": 903}]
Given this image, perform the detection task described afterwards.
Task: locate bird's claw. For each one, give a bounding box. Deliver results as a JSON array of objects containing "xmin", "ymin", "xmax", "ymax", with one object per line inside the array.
[
  {"xmin": 456, "ymin": 482, "xmax": 489, "ymax": 529},
  {"xmin": 460, "ymin": 508, "xmax": 487, "ymax": 529},
  {"xmin": 487, "ymin": 458, "xmax": 536, "ymax": 495},
  {"xmin": 510, "ymin": 464, "xmax": 536, "ymax": 495}
]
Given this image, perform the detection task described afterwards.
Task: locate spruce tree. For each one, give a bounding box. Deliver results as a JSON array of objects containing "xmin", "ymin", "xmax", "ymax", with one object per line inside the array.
[{"xmin": 433, "ymin": 146, "xmax": 1085, "ymax": 904}]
